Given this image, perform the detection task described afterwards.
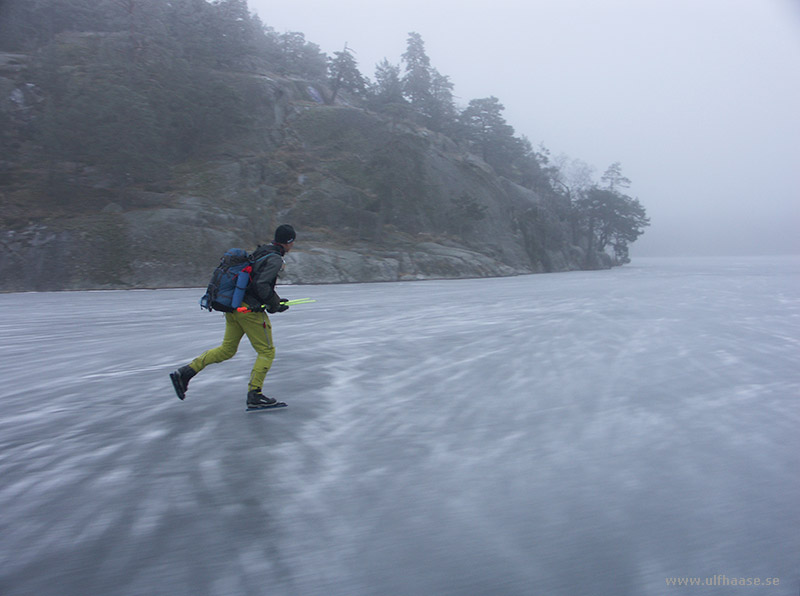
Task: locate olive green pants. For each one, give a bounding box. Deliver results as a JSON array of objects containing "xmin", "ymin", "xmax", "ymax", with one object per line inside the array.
[{"xmin": 189, "ymin": 310, "xmax": 275, "ymax": 391}]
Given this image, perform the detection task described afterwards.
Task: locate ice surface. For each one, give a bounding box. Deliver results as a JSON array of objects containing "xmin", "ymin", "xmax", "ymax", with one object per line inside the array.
[{"xmin": 1, "ymin": 256, "xmax": 798, "ymax": 595}]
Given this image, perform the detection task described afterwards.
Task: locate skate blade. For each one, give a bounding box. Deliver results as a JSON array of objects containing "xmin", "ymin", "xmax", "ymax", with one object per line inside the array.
[{"xmin": 246, "ymin": 402, "xmax": 287, "ymax": 412}]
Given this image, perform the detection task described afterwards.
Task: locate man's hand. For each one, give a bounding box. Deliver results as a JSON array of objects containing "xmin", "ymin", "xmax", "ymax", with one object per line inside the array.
[{"xmin": 268, "ymin": 298, "xmax": 289, "ymax": 313}]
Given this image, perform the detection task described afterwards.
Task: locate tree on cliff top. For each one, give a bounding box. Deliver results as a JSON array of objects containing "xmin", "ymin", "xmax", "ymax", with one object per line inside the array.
[
  {"xmin": 399, "ymin": 32, "xmax": 456, "ymax": 133},
  {"xmin": 327, "ymin": 43, "xmax": 366, "ymax": 104},
  {"xmin": 369, "ymin": 59, "xmax": 405, "ymax": 106},
  {"xmin": 401, "ymin": 32, "xmax": 432, "ymax": 111},
  {"xmin": 458, "ymin": 96, "xmax": 522, "ymax": 178}
]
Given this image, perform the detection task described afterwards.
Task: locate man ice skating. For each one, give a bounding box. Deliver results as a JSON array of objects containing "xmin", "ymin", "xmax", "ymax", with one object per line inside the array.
[{"xmin": 170, "ymin": 224, "xmax": 296, "ymax": 409}]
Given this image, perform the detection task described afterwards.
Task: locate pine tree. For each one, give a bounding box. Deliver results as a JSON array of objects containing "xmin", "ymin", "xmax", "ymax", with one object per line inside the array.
[
  {"xmin": 600, "ymin": 161, "xmax": 631, "ymax": 191},
  {"xmin": 401, "ymin": 32, "xmax": 432, "ymax": 114},
  {"xmin": 207, "ymin": 0, "xmax": 264, "ymax": 69},
  {"xmin": 458, "ymin": 96, "xmax": 521, "ymax": 176},
  {"xmin": 427, "ymin": 68, "xmax": 456, "ymax": 133},
  {"xmin": 327, "ymin": 43, "xmax": 366, "ymax": 104},
  {"xmin": 276, "ymin": 31, "xmax": 327, "ymax": 79},
  {"xmin": 370, "ymin": 59, "xmax": 405, "ymax": 105},
  {"xmin": 576, "ymin": 186, "xmax": 649, "ymax": 263}
]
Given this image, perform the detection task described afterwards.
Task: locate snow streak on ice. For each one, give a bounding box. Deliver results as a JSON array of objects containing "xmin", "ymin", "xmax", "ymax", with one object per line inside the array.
[{"xmin": 0, "ymin": 256, "xmax": 798, "ymax": 595}]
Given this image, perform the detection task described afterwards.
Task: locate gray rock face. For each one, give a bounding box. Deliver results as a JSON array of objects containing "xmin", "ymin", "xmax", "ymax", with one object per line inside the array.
[
  {"xmin": 0, "ymin": 53, "xmax": 602, "ymax": 292},
  {"xmin": 281, "ymin": 243, "xmax": 524, "ymax": 285}
]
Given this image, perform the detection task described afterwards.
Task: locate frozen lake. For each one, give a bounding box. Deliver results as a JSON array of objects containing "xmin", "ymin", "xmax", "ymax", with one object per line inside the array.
[{"xmin": 1, "ymin": 256, "xmax": 798, "ymax": 595}]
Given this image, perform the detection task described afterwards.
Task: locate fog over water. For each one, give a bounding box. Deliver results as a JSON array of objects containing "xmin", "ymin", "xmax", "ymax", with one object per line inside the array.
[
  {"xmin": 250, "ymin": 0, "xmax": 800, "ymax": 257},
  {"xmin": 1, "ymin": 256, "xmax": 798, "ymax": 595}
]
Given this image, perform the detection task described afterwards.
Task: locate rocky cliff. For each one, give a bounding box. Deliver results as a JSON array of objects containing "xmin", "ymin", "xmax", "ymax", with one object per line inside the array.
[{"xmin": 0, "ymin": 46, "xmax": 599, "ymax": 292}]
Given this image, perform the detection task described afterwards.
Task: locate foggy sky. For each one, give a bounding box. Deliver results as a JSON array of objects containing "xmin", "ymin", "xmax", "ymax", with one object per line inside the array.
[{"xmin": 248, "ymin": 0, "xmax": 800, "ymax": 257}]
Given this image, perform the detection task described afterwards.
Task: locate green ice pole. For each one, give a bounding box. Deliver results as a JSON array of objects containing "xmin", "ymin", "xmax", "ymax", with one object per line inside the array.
[{"xmin": 284, "ymin": 298, "xmax": 316, "ymax": 306}]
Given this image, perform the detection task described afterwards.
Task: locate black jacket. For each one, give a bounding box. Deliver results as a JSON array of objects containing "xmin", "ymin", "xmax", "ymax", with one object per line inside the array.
[{"xmin": 243, "ymin": 243, "xmax": 285, "ymax": 311}]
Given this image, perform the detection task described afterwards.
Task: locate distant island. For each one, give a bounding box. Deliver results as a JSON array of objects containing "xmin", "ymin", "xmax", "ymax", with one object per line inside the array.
[{"xmin": 0, "ymin": 0, "xmax": 648, "ymax": 291}]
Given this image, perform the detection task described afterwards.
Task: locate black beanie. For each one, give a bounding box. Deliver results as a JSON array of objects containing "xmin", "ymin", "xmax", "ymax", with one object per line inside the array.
[{"xmin": 274, "ymin": 224, "xmax": 296, "ymax": 245}]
